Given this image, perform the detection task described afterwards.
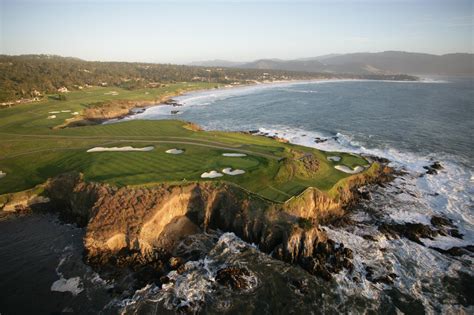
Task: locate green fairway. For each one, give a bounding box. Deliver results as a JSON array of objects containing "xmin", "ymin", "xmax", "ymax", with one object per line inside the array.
[{"xmin": 0, "ymin": 86, "xmax": 370, "ymax": 202}]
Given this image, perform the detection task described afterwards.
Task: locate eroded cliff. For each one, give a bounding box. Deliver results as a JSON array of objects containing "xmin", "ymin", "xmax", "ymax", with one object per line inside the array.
[{"xmin": 29, "ymin": 163, "xmax": 390, "ymax": 280}]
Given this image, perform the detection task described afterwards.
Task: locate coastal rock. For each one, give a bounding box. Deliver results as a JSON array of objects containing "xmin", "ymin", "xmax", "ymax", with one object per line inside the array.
[
  {"xmin": 430, "ymin": 215, "xmax": 452, "ymax": 228},
  {"xmin": 314, "ymin": 137, "xmax": 328, "ymax": 143},
  {"xmin": 378, "ymin": 222, "xmax": 438, "ymax": 244},
  {"xmin": 35, "ymin": 161, "xmax": 390, "ymax": 280},
  {"xmin": 163, "ymin": 99, "xmax": 182, "ymax": 106},
  {"xmin": 215, "ymin": 267, "xmax": 252, "ymax": 290},
  {"xmin": 378, "ymin": 217, "xmax": 464, "ymax": 249},
  {"xmin": 432, "ymin": 245, "xmax": 474, "ymax": 257},
  {"xmin": 430, "ymin": 215, "xmax": 463, "ymax": 239},
  {"xmin": 423, "ymin": 161, "xmax": 443, "ymax": 175}
]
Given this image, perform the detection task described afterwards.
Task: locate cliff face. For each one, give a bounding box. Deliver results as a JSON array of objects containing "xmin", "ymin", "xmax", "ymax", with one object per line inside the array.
[{"xmin": 35, "ymin": 166, "xmax": 389, "ymax": 279}]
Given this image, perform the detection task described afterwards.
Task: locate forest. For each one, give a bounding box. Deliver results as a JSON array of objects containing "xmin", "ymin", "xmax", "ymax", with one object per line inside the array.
[{"xmin": 0, "ymin": 54, "xmax": 417, "ymax": 102}]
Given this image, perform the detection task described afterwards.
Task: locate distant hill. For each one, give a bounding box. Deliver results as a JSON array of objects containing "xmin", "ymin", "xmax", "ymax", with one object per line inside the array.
[
  {"xmin": 319, "ymin": 51, "xmax": 474, "ymax": 75},
  {"xmin": 240, "ymin": 59, "xmax": 327, "ymax": 73},
  {"xmin": 191, "ymin": 51, "xmax": 474, "ymax": 75}
]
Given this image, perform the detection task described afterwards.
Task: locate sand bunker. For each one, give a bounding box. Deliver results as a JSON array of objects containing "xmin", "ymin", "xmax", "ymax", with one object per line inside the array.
[
  {"xmin": 87, "ymin": 146, "xmax": 154, "ymax": 152},
  {"xmin": 0, "ymin": 171, "xmax": 6, "ymax": 179},
  {"xmin": 222, "ymin": 168, "xmax": 245, "ymax": 176},
  {"xmin": 49, "ymin": 111, "xmax": 60, "ymax": 114},
  {"xmin": 327, "ymin": 156, "xmax": 341, "ymax": 162},
  {"xmin": 201, "ymin": 171, "xmax": 223, "ymax": 178},
  {"xmin": 72, "ymin": 112, "xmax": 79, "ymax": 115},
  {"xmin": 61, "ymin": 110, "xmax": 71, "ymax": 113},
  {"xmin": 47, "ymin": 115, "xmax": 56, "ymax": 119},
  {"xmin": 166, "ymin": 149, "xmax": 184, "ymax": 154},
  {"xmin": 222, "ymin": 153, "xmax": 247, "ymax": 157},
  {"xmin": 334, "ymin": 165, "xmax": 365, "ymax": 174}
]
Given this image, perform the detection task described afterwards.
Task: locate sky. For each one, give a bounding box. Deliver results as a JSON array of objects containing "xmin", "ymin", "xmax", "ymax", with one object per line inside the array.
[{"xmin": 1, "ymin": 0, "xmax": 473, "ymax": 64}]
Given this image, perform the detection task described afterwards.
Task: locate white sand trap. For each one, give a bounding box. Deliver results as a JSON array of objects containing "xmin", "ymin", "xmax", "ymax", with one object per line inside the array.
[
  {"xmin": 327, "ymin": 156, "xmax": 341, "ymax": 162},
  {"xmin": 0, "ymin": 171, "xmax": 6, "ymax": 179},
  {"xmin": 222, "ymin": 168, "xmax": 245, "ymax": 176},
  {"xmin": 72, "ymin": 112, "xmax": 79, "ymax": 115},
  {"xmin": 47, "ymin": 115, "xmax": 56, "ymax": 119},
  {"xmin": 222, "ymin": 153, "xmax": 247, "ymax": 157},
  {"xmin": 201, "ymin": 170, "xmax": 223, "ymax": 178},
  {"xmin": 334, "ymin": 165, "xmax": 365, "ymax": 174},
  {"xmin": 49, "ymin": 111, "xmax": 60, "ymax": 114},
  {"xmin": 87, "ymin": 146, "xmax": 154, "ymax": 152},
  {"xmin": 166, "ymin": 148, "xmax": 184, "ymax": 154},
  {"xmin": 61, "ymin": 110, "xmax": 71, "ymax": 113}
]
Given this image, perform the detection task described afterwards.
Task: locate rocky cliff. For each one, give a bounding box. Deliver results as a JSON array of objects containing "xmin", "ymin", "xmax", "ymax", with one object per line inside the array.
[{"xmin": 23, "ymin": 163, "xmax": 389, "ymax": 280}]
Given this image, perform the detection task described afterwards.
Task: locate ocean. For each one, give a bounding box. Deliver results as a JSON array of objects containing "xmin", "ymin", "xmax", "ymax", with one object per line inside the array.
[{"xmin": 1, "ymin": 78, "xmax": 473, "ymax": 314}]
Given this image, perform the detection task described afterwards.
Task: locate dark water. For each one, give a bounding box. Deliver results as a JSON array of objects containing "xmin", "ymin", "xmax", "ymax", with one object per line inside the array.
[
  {"xmin": 1, "ymin": 78, "xmax": 473, "ymax": 314},
  {"xmin": 0, "ymin": 214, "xmax": 113, "ymax": 314}
]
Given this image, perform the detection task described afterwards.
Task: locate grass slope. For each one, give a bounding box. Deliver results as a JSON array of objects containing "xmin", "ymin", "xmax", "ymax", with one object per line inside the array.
[{"xmin": 0, "ymin": 86, "xmax": 369, "ymax": 202}]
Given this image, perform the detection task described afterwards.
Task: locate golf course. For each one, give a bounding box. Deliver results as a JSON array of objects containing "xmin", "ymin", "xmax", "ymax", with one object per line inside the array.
[{"xmin": 0, "ymin": 84, "xmax": 372, "ymax": 203}]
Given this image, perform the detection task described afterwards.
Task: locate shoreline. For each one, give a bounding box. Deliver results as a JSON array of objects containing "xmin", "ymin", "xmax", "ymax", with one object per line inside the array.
[{"xmin": 68, "ymin": 76, "xmax": 424, "ymax": 127}]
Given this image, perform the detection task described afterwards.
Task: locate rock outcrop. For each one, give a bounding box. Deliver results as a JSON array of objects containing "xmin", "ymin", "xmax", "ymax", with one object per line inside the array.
[
  {"xmin": 3, "ymin": 162, "xmax": 389, "ymax": 280},
  {"xmin": 2, "ymin": 162, "xmax": 389, "ymax": 279}
]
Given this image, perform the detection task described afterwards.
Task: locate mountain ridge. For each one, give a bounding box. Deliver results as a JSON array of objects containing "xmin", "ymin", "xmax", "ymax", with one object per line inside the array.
[{"xmin": 190, "ymin": 51, "xmax": 474, "ymax": 75}]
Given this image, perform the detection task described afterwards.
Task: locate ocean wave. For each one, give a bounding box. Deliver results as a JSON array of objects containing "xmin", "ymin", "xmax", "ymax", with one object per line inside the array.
[
  {"xmin": 119, "ymin": 233, "xmax": 259, "ymax": 314},
  {"xmin": 277, "ymin": 88, "xmax": 319, "ymax": 94},
  {"xmin": 227, "ymin": 123, "xmax": 474, "ymax": 249}
]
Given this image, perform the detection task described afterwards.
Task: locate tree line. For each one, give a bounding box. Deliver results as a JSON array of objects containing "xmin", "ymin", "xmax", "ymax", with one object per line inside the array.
[{"xmin": 0, "ymin": 54, "xmax": 417, "ymax": 102}]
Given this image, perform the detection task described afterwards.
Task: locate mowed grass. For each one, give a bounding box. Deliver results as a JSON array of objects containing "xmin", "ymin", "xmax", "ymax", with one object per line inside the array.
[{"xmin": 0, "ymin": 86, "xmax": 369, "ymax": 202}]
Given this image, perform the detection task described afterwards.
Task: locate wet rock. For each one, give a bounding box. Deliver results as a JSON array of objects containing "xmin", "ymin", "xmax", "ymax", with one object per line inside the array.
[
  {"xmin": 431, "ymin": 245, "xmax": 474, "ymax": 257},
  {"xmin": 378, "ymin": 222, "xmax": 438, "ymax": 244},
  {"xmin": 423, "ymin": 161, "xmax": 443, "ymax": 175},
  {"xmin": 343, "ymin": 247, "xmax": 353, "ymax": 259},
  {"xmin": 430, "ymin": 215, "xmax": 452, "ymax": 228},
  {"xmin": 215, "ymin": 267, "xmax": 252, "ymax": 290},
  {"xmin": 442, "ymin": 272, "xmax": 474, "ymax": 307},
  {"xmin": 362, "ymin": 234, "xmax": 378, "ymax": 242},
  {"xmin": 302, "ymin": 239, "xmax": 354, "ymax": 280},
  {"xmin": 430, "ymin": 215, "xmax": 463, "ymax": 239},
  {"xmin": 358, "ymin": 189, "xmax": 371, "ymax": 200},
  {"xmin": 448, "ymin": 229, "xmax": 464, "ymax": 239},
  {"xmin": 364, "ymin": 265, "xmax": 376, "ymax": 282},
  {"xmin": 373, "ymin": 275, "xmax": 394, "ymax": 285},
  {"xmin": 314, "ymin": 137, "xmax": 328, "ymax": 143},
  {"xmin": 176, "ymin": 264, "xmax": 186, "ymax": 275},
  {"xmin": 168, "ymin": 256, "xmax": 184, "ymax": 269},
  {"xmin": 163, "ymin": 99, "xmax": 182, "ymax": 106},
  {"xmin": 290, "ymin": 278, "xmax": 309, "ymax": 295},
  {"xmin": 159, "ymin": 275, "xmax": 172, "ymax": 285}
]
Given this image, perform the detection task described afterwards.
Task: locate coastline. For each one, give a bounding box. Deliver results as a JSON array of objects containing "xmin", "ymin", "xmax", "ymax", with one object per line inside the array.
[
  {"xmin": 66, "ymin": 76, "xmax": 423, "ymax": 128},
  {"xmin": 1, "ymin": 75, "xmax": 472, "ymax": 314}
]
